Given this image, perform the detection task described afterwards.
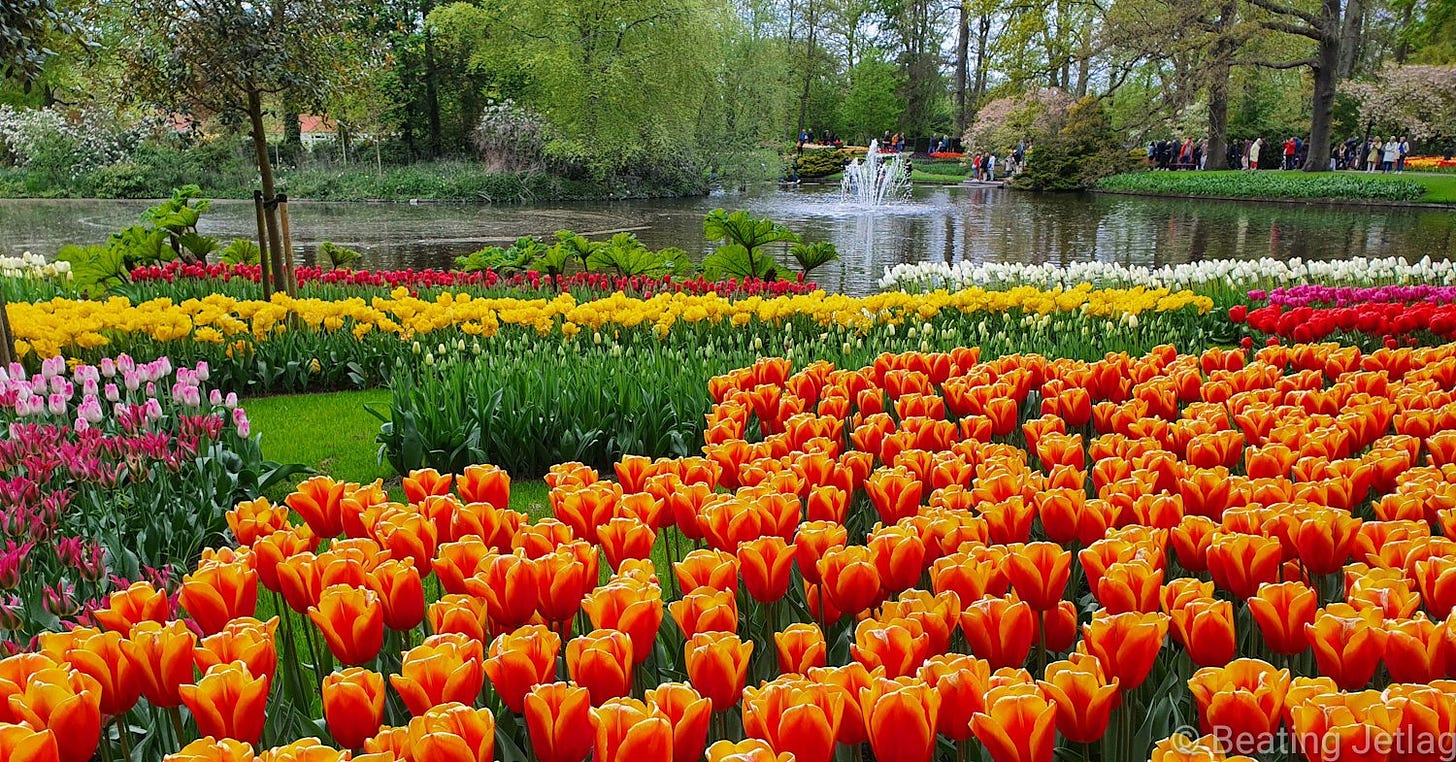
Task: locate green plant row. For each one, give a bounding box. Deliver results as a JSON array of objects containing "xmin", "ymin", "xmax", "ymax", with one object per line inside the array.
[
  {"xmin": 1094, "ymin": 170, "xmax": 1427, "ymax": 202},
  {"xmin": 376, "ymin": 305, "xmax": 1234, "ymax": 478}
]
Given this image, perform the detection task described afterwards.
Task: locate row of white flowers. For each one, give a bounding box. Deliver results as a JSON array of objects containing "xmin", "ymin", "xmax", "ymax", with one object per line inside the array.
[
  {"xmin": 880, "ymin": 256, "xmax": 1456, "ymax": 294},
  {"xmin": 1, "ymin": 251, "xmax": 71, "ymax": 281}
]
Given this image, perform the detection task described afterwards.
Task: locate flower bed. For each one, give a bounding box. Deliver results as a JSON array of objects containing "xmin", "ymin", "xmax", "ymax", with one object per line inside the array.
[
  {"xmin": 11, "ymin": 343, "xmax": 1456, "ymax": 762},
  {"xmin": 1235, "ymin": 284, "xmax": 1456, "ymax": 343},
  {"xmin": 0, "ymin": 354, "xmax": 296, "ymax": 646},
  {"xmin": 1252, "ymin": 284, "xmax": 1456, "ymax": 308},
  {"xmin": 9, "ymin": 286, "xmax": 1218, "ymax": 394},
  {"xmin": 123, "ymin": 262, "xmax": 819, "ymax": 301},
  {"xmin": 880, "ymin": 256, "xmax": 1456, "ymax": 303}
]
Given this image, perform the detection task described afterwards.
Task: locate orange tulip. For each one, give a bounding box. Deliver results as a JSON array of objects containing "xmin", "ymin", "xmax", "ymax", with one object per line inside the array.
[
  {"xmin": 1080, "ymin": 610, "xmax": 1168, "ymax": 690},
  {"xmin": 428, "ymin": 594, "xmax": 491, "ymax": 643},
  {"xmin": 1171, "ymin": 516, "xmax": 1219, "ymax": 574},
  {"xmin": 685, "ymin": 631, "xmax": 753, "ymax": 712},
  {"xmin": 401, "ymin": 468, "xmax": 452, "ymax": 504},
  {"xmin": 774, "ymin": 623, "xmax": 826, "ymax": 674},
  {"xmin": 406, "ymin": 701, "xmax": 495, "ymax": 762},
  {"xmin": 93, "ymin": 581, "xmax": 170, "ymax": 633},
  {"xmin": 1169, "ymin": 599, "xmax": 1236, "ymax": 667},
  {"xmin": 853, "ymin": 618, "xmax": 930, "ymax": 679},
  {"xmin": 463, "ymin": 551, "xmax": 539, "ymax": 632},
  {"xmin": 1305, "ymin": 606, "xmax": 1388, "ymax": 690},
  {"xmin": 793, "ymin": 522, "xmax": 847, "ymax": 586},
  {"xmin": 181, "ymin": 559, "xmax": 259, "ymax": 636},
  {"xmin": 1036, "ymin": 653, "xmax": 1120, "ymax": 744},
  {"xmin": 1036, "ymin": 600, "xmax": 1079, "ymax": 652},
  {"xmin": 1384, "ymin": 615, "xmax": 1447, "ymax": 683},
  {"xmin": 432, "ymin": 539, "xmax": 492, "ymax": 596},
  {"xmin": 40, "ymin": 627, "xmax": 140, "ymax": 717},
  {"xmin": 165, "ymin": 738, "xmax": 256, "ymax": 762},
  {"xmin": 322, "ymin": 668, "xmax": 386, "ymax": 750},
  {"xmin": 195, "ymin": 617, "xmax": 279, "ymax": 688},
  {"xmin": 740, "ymin": 676, "xmax": 842, "ymax": 762},
  {"xmin": 670, "ymin": 588, "xmax": 738, "ymax": 640},
  {"xmin": 615, "ymin": 455, "xmax": 656, "ymax": 493},
  {"xmin": 1149, "ymin": 732, "xmax": 1229, "ymax": 762},
  {"xmin": 228, "ymin": 497, "xmax": 291, "ymax": 547},
  {"xmin": 372, "ymin": 509, "xmax": 438, "ymax": 574},
  {"xmin": 919, "ymin": 654, "xmax": 991, "ymax": 742},
  {"xmin": 582, "ymin": 580, "xmax": 663, "ymax": 666},
  {"xmin": 1291, "ymin": 507, "xmax": 1362, "ymax": 577},
  {"xmin": 969, "ymin": 685, "xmax": 1057, "ymax": 762},
  {"xmin": 4, "ymin": 666, "xmax": 101, "ymax": 762},
  {"xmin": 181, "ymin": 662, "xmax": 269, "ymax": 745},
  {"xmin": 1207, "ymin": 532, "xmax": 1282, "ymax": 600},
  {"xmin": 390, "ymin": 633, "xmax": 486, "ymax": 716},
  {"xmin": 367, "ymin": 559, "xmax": 427, "ymax": 632},
  {"xmin": 598, "ymin": 517, "xmax": 657, "ymax": 572},
  {"xmin": 644, "ymin": 682, "xmax": 711, "ymax": 762},
  {"xmin": 288, "ymin": 476, "xmax": 347, "ymax": 539},
  {"xmin": 122, "ymin": 619, "xmax": 197, "ymax": 708},
  {"xmin": 485, "ymin": 625, "xmax": 560, "ymax": 713},
  {"xmin": 817, "ymin": 545, "xmax": 882, "ymax": 617},
  {"xmin": 1187, "ymin": 659, "xmax": 1289, "ymax": 750},
  {"xmin": 1287, "ymin": 692, "xmax": 1401, "ymax": 762},
  {"xmin": 255, "ymin": 738, "xmax": 349, "ymax": 762},
  {"xmin": 567, "ymin": 629, "xmax": 634, "ymax": 706},
  {"xmin": 459, "ymin": 464, "xmax": 510, "ymax": 509},
  {"xmin": 1414, "ymin": 556, "xmax": 1456, "ymax": 617},
  {"xmin": 961, "ymin": 596, "xmax": 1035, "ymax": 669},
  {"xmin": 252, "ymin": 526, "xmax": 319, "ymax": 595},
  {"xmin": 808, "ymin": 663, "xmax": 882, "ymax": 745},
  {"xmin": 738, "ymin": 537, "xmax": 797, "ymax": 603},
  {"xmin": 865, "ymin": 467, "xmax": 923, "ymax": 524},
  {"xmin": 1003, "ymin": 543, "xmax": 1071, "ymax": 612},
  {"xmin": 859, "ymin": 676, "xmax": 940, "ymax": 762},
  {"xmin": 1247, "ymin": 581, "xmax": 1317, "ymax": 655},
  {"xmin": 0, "ymin": 724, "xmax": 60, "ymax": 762},
  {"xmin": 705, "ymin": 739, "xmax": 793, "ymax": 762},
  {"xmin": 524, "ymin": 682, "xmax": 594, "ymax": 762},
  {"xmin": 309, "ymin": 584, "xmax": 384, "ymax": 666},
  {"xmin": 591, "ymin": 698, "xmax": 672, "ymax": 762},
  {"xmin": 674, "ymin": 549, "xmax": 739, "ymax": 595}
]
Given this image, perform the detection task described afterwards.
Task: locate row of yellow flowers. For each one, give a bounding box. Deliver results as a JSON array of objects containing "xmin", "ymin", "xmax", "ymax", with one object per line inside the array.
[{"xmin": 9, "ymin": 286, "xmax": 1213, "ymax": 360}]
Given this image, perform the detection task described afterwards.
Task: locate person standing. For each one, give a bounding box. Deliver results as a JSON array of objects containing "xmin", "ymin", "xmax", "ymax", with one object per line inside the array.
[
  {"xmin": 1282, "ymin": 137, "xmax": 1295, "ymax": 170},
  {"xmin": 1249, "ymin": 137, "xmax": 1262, "ymax": 170},
  {"xmin": 1367, "ymin": 138, "xmax": 1382, "ymax": 172},
  {"xmin": 1398, "ymin": 136, "xmax": 1410, "ymax": 173},
  {"xmin": 986, "ymin": 152, "xmax": 997, "ymax": 181},
  {"xmin": 1383, "ymin": 137, "xmax": 1399, "ymax": 173}
]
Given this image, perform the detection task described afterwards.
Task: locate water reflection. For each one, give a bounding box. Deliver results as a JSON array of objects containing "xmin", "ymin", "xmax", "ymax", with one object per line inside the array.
[{"xmin": 1, "ymin": 185, "xmax": 1452, "ymax": 295}]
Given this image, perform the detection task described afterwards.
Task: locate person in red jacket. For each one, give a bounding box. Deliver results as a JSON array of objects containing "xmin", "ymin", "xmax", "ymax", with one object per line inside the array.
[{"xmin": 1283, "ymin": 137, "xmax": 1296, "ymax": 170}]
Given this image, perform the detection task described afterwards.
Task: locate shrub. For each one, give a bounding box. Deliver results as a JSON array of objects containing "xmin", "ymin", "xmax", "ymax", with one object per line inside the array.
[{"xmin": 1094, "ymin": 171, "xmax": 1427, "ymax": 201}]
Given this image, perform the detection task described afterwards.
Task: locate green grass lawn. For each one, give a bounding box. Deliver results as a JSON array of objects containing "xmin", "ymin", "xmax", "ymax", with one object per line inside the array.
[
  {"xmin": 245, "ymin": 389, "xmax": 551, "ymax": 515},
  {"xmin": 1096, "ymin": 169, "xmax": 1456, "ymax": 204}
]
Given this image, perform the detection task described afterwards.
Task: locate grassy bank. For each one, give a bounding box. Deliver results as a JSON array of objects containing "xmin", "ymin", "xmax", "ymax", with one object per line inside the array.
[
  {"xmin": 245, "ymin": 388, "xmax": 551, "ymax": 514},
  {"xmin": 0, "ymin": 157, "xmax": 709, "ymax": 203},
  {"xmin": 1095, "ymin": 169, "xmax": 1456, "ymax": 204}
]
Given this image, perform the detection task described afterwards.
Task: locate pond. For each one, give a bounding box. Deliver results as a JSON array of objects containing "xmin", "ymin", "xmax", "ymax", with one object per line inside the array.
[{"xmin": 3, "ymin": 184, "xmax": 1454, "ymax": 295}]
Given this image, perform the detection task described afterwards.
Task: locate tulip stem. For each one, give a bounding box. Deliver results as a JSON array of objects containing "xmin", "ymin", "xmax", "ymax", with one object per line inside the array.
[
  {"xmin": 118, "ymin": 715, "xmax": 134, "ymax": 762},
  {"xmin": 100, "ymin": 724, "xmax": 115, "ymax": 762},
  {"xmin": 168, "ymin": 705, "xmax": 188, "ymax": 749}
]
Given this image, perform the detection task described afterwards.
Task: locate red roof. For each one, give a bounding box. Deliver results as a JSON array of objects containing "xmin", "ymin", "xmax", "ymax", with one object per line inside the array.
[{"xmin": 299, "ymin": 114, "xmax": 336, "ymax": 134}]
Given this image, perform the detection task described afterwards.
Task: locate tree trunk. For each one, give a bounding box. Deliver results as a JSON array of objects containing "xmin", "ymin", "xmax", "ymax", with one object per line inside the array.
[
  {"xmin": 246, "ymin": 89, "xmax": 291, "ymax": 294},
  {"xmin": 422, "ymin": 0, "xmax": 442, "ymax": 158},
  {"xmin": 1303, "ymin": 0, "xmax": 1343, "ymax": 172},
  {"xmin": 1205, "ymin": 0, "xmax": 1236, "ymax": 170},
  {"xmin": 795, "ymin": 0, "xmax": 817, "ymax": 137},
  {"xmin": 954, "ymin": 0, "xmax": 970, "ymax": 135},
  {"xmin": 968, "ymin": 14, "xmax": 991, "ymax": 129}
]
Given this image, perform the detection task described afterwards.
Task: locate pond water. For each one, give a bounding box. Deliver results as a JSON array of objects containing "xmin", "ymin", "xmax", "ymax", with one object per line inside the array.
[{"xmin": 3, "ymin": 184, "xmax": 1454, "ymax": 295}]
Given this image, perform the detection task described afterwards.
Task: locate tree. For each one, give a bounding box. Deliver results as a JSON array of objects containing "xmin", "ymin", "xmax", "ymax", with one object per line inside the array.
[
  {"xmin": 1343, "ymin": 64, "xmax": 1456, "ymax": 140},
  {"xmin": 1247, "ymin": 0, "xmax": 1365, "ymax": 171},
  {"xmin": 119, "ymin": 0, "xmax": 364, "ymax": 297},
  {"xmin": 837, "ymin": 54, "xmax": 906, "ymax": 142}
]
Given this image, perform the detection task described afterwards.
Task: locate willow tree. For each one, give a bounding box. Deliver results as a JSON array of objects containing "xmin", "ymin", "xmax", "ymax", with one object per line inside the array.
[{"xmin": 118, "ymin": 0, "xmax": 361, "ymax": 296}]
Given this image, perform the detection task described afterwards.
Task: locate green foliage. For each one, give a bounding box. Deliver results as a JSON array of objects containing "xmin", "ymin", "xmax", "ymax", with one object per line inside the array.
[
  {"xmin": 789, "ymin": 241, "xmax": 839, "ymax": 277},
  {"xmin": 318, "ymin": 241, "xmax": 363, "ymax": 269},
  {"xmin": 1015, "ymin": 97, "xmax": 1134, "ymax": 191},
  {"xmin": 793, "ymin": 149, "xmax": 852, "ymax": 179},
  {"xmin": 700, "ymin": 208, "xmax": 800, "ymax": 280},
  {"xmin": 0, "ymin": 0, "xmax": 71, "ymax": 83},
  {"xmin": 586, "ymin": 233, "xmax": 685, "ymax": 276},
  {"xmin": 836, "ymin": 55, "xmax": 906, "ymax": 143},
  {"xmin": 702, "ymin": 244, "xmax": 780, "ymax": 280},
  {"xmin": 219, "ymin": 238, "xmax": 262, "ymax": 265},
  {"xmin": 1095, "ymin": 170, "xmax": 1430, "ymax": 201},
  {"xmin": 55, "ymin": 243, "xmax": 129, "ymax": 297}
]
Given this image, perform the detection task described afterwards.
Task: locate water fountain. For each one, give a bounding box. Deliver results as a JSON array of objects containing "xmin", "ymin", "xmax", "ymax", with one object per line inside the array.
[{"xmin": 839, "ymin": 139, "xmax": 912, "ymax": 206}]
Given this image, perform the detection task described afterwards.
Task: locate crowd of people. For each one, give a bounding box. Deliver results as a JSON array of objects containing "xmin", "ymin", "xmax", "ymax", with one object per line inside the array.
[
  {"xmin": 1149, "ymin": 134, "xmax": 1416, "ymax": 172},
  {"xmin": 968, "ymin": 143, "xmax": 1027, "ymax": 182},
  {"xmin": 795, "ymin": 128, "xmax": 844, "ymax": 150}
]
